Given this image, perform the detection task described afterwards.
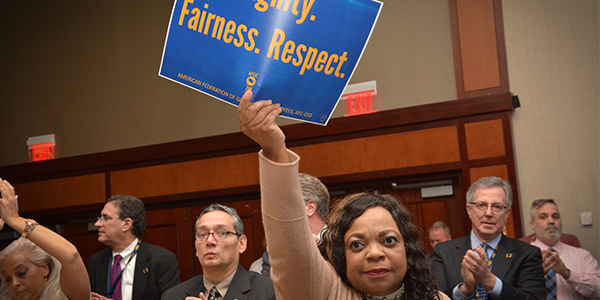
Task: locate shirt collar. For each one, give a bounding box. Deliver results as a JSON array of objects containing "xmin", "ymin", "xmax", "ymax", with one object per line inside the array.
[
  {"xmin": 112, "ymin": 237, "xmax": 139, "ymax": 261},
  {"xmin": 531, "ymin": 238, "xmax": 563, "ymax": 254},
  {"xmin": 203, "ymin": 267, "xmax": 237, "ymax": 299},
  {"xmin": 470, "ymin": 231, "xmax": 502, "ymax": 249}
]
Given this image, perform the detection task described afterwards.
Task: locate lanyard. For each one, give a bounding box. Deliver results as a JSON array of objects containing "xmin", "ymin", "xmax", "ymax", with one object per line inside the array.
[
  {"xmin": 483, "ymin": 243, "xmax": 499, "ymax": 269},
  {"xmin": 107, "ymin": 239, "xmax": 141, "ymax": 298}
]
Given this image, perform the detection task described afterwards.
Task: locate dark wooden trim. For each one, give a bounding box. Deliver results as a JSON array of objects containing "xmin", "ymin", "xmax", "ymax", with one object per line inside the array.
[
  {"xmin": 501, "ymin": 111, "xmax": 523, "ymax": 237},
  {"xmin": 493, "ymin": 0, "xmax": 510, "ymax": 94},
  {"xmin": 456, "ymin": 118, "xmax": 471, "ymax": 202},
  {"xmin": 0, "ymin": 93, "xmax": 516, "ymax": 183},
  {"xmin": 467, "ymin": 156, "xmax": 509, "ymax": 168},
  {"xmin": 448, "ymin": 0, "xmax": 465, "ymax": 98}
]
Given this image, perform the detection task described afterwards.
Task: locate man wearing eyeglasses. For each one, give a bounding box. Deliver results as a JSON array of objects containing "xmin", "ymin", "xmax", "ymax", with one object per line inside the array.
[
  {"xmin": 431, "ymin": 176, "xmax": 545, "ymax": 300},
  {"xmin": 88, "ymin": 194, "xmax": 180, "ymax": 300},
  {"xmin": 161, "ymin": 203, "xmax": 276, "ymax": 300}
]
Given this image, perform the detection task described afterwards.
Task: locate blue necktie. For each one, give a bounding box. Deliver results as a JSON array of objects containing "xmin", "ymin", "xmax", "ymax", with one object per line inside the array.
[
  {"xmin": 545, "ymin": 248, "xmax": 557, "ymax": 300},
  {"xmin": 475, "ymin": 244, "xmax": 492, "ymax": 300}
]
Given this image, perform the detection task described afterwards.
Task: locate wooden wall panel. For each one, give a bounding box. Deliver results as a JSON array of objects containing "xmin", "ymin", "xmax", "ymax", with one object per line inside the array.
[
  {"xmin": 292, "ymin": 126, "xmax": 460, "ymax": 178},
  {"xmin": 110, "ymin": 153, "xmax": 259, "ymax": 198},
  {"xmin": 14, "ymin": 173, "xmax": 106, "ymax": 212},
  {"xmin": 144, "ymin": 207, "xmax": 194, "ymax": 281},
  {"xmin": 469, "ymin": 165, "xmax": 508, "ymax": 184},
  {"xmin": 456, "ymin": 0, "xmax": 500, "ymax": 92},
  {"xmin": 465, "ymin": 119, "xmax": 506, "ymax": 160},
  {"xmin": 449, "ymin": 0, "xmax": 509, "ymax": 98}
]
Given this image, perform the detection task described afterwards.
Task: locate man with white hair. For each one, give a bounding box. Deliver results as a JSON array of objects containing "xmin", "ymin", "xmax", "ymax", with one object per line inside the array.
[{"xmin": 432, "ymin": 176, "xmax": 545, "ymax": 299}]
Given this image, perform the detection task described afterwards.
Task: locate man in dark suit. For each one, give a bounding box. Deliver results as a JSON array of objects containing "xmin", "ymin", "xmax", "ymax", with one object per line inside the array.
[
  {"xmin": 432, "ymin": 176, "xmax": 545, "ymax": 300},
  {"xmin": 88, "ymin": 195, "xmax": 180, "ymax": 300},
  {"xmin": 162, "ymin": 203, "xmax": 275, "ymax": 300}
]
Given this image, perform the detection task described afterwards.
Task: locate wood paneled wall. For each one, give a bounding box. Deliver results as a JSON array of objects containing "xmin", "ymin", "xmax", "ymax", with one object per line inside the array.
[{"xmin": 0, "ymin": 92, "xmax": 520, "ymax": 281}]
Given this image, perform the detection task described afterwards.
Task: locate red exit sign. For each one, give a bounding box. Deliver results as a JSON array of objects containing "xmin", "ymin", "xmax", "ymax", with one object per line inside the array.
[
  {"xmin": 344, "ymin": 90, "xmax": 377, "ymax": 117},
  {"xmin": 27, "ymin": 134, "xmax": 56, "ymax": 162},
  {"xmin": 29, "ymin": 142, "xmax": 55, "ymax": 162}
]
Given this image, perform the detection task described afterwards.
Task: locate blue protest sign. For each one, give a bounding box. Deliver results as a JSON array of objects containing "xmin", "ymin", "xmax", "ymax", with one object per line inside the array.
[{"xmin": 159, "ymin": 0, "xmax": 382, "ymax": 125}]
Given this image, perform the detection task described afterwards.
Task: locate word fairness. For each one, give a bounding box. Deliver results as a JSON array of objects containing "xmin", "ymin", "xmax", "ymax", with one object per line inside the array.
[
  {"xmin": 177, "ymin": 1, "xmax": 349, "ymax": 78},
  {"xmin": 178, "ymin": 2, "xmax": 260, "ymax": 52}
]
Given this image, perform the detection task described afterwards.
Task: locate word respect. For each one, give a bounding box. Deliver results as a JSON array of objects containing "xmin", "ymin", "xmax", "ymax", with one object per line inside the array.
[{"xmin": 267, "ymin": 28, "xmax": 348, "ymax": 77}]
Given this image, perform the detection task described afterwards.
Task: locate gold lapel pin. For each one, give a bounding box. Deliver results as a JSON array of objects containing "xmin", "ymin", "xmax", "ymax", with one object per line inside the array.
[
  {"xmin": 506, "ymin": 253, "xmax": 513, "ymax": 258},
  {"xmin": 143, "ymin": 267, "xmax": 149, "ymax": 274}
]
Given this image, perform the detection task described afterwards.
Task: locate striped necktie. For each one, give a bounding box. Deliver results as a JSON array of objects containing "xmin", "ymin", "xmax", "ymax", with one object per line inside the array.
[
  {"xmin": 545, "ymin": 248, "xmax": 557, "ymax": 300},
  {"xmin": 208, "ymin": 286, "xmax": 220, "ymax": 300},
  {"xmin": 475, "ymin": 244, "xmax": 493, "ymax": 300}
]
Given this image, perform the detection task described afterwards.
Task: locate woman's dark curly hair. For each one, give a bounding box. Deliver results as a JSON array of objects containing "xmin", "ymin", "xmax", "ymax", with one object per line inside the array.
[{"xmin": 318, "ymin": 193, "xmax": 440, "ymax": 300}]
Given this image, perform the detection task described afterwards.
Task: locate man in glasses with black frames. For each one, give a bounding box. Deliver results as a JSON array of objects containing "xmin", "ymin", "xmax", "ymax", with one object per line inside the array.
[
  {"xmin": 432, "ymin": 176, "xmax": 545, "ymax": 300},
  {"xmin": 162, "ymin": 203, "xmax": 276, "ymax": 300},
  {"xmin": 88, "ymin": 194, "xmax": 180, "ymax": 300}
]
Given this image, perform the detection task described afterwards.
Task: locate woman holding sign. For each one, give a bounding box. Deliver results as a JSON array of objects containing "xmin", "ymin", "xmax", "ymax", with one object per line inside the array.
[{"xmin": 237, "ymin": 91, "xmax": 449, "ymax": 300}]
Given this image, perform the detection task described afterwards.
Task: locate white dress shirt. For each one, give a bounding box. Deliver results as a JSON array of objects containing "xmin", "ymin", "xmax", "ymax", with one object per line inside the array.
[{"xmin": 112, "ymin": 238, "xmax": 139, "ymax": 300}]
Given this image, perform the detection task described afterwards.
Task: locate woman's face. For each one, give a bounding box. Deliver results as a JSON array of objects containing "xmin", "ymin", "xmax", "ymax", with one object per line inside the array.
[
  {"xmin": 1, "ymin": 253, "xmax": 49, "ymax": 300},
  {"xmin": 344, "ymin": 206, "xmax": 407, "ymax": 296}
]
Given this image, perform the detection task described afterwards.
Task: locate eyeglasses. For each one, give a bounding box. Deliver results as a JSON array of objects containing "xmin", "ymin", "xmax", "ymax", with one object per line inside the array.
[
  {"xmin": 195, "ymin": 230, "xmax": 237, "ymax": 241},
  {"xmin": 469, "ymin": 202, "xmax": 507, "ymax": 213},
  {"xmin": 96, "ymin": 215, "xmax": 117, "ymax": 224}
]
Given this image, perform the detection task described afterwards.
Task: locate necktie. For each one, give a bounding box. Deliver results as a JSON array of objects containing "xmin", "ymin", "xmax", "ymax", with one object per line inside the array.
[
  {"xmin": 208, "ymin": 286, "xmax": 219, "ymax": 300},
  {"xmin": 545, "ymin": 248, "xmax": 557, "ymax": 300},
  {"xmin": 111, "ymin": 254, "xmax": 123, "ymax": 300},
  {"xmin": 475, "ymin": 244, "xmax": 492, "ymax": 300}
]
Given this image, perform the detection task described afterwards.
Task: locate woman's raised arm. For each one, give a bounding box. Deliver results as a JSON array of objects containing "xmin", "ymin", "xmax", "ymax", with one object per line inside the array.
[
  {"xmin": 237, "ymin": 90, "xmax": 291, "ymax": 164},
  {"xmin": 0, "ymin": 179, "xmax": 91, "ymax": 300}
]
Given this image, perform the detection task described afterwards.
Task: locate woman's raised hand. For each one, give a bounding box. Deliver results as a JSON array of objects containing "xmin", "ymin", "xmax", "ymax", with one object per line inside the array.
[
  {"xmin": 237, "ymin": 90, "xmax": 290, "ymax": 163},
  {"xmin": 0, "ymin": 179, "xmax": 20, "ymax": 226}
]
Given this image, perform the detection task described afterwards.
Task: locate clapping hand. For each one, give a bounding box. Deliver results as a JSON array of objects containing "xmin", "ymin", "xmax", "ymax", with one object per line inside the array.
[
  {"xmin": 460, "ymin": 245, "xmax": 496, "ymax": 293},
  {"xmin": 542, "ymin": 248, "xmax": 569, "ymax": 278}
]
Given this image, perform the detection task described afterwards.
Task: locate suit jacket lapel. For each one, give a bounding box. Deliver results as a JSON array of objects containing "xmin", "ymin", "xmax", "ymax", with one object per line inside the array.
[
  {"xmin": 453, "ymin": 237, "xmax": 472, "ymax": 280},
  {"xmin": 99, "ymin": 249, "xmax": 111, "ymax": 294},
  {"xmin": 185, "ymin": 276, "xmax": 204, "ymax": 298},
  {"xmin": 491, "ymin": 235, "xmax": 514, "ymax": 279},
  {"xmin": 223, "ymin": 264, "xmax": 250, "ymax": 300},
  {"xmin": 132, "ymin": 242, "xmax": 149, "ymax": 300}
]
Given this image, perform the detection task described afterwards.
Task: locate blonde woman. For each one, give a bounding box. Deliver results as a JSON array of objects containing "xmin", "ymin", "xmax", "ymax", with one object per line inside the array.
[{"xmin": 0, "ymin": 179, "xmax": 91, "ymax": 300}]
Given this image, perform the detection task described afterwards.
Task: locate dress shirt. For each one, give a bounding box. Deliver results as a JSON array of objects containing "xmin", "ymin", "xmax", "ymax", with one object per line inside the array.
[
  {"xmin": 112, "ymin": 238, "xmax": 139, "ymax": 300},
  {"xmin": 203, "ymin": 268, "xmax": 236, "ymax": 300},
  {"xmin": 531, "ymin": 240, "xmax": 600, "ymax": 300},
  {"xmin": 452, "ymin": 232, "xmax": 503, "ymax": 300}
]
